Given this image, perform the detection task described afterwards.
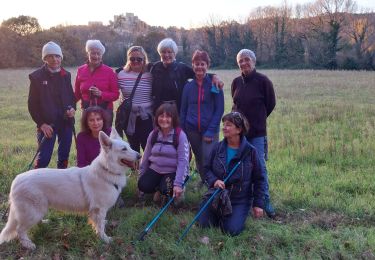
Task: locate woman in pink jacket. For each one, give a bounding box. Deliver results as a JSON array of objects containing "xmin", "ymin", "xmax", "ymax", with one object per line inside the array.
[{"xmin": 74, "ymin": 39, "xmax": 119, "ymax": 123}]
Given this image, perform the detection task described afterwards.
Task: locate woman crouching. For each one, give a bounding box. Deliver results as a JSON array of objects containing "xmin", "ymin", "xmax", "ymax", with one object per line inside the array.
[{"xmin": 198, "ymin": 112, "xmax": 266, "ymax": 236}]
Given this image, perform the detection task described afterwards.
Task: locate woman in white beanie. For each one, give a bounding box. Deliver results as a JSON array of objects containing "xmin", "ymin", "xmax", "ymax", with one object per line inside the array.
[
  {"xmin": 28, "ymin": 41, "xmax": 76, "ymax": 168},
  {"xmin": 74, "ymin": 39, "xmax": 119, "ymax": 123}
]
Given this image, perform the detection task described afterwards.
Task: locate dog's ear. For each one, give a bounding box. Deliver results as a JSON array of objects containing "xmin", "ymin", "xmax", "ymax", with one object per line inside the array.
[
  {"xmin": 99, "ymin": 131, "xmax": 112, "ymax": 151},
  {"xmin": 110, "ymin": 128, "xmax": 122, "ymax": 140}
]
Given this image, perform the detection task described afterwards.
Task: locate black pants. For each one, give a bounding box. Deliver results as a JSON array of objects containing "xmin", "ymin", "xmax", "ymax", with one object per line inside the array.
[
  {"xmin": 126, "ymin": 116, "xmax": 153, "ymax": 153},
  {"xmin": 138, "ymin": 168, "xmax": 176, "ymax": 197}
]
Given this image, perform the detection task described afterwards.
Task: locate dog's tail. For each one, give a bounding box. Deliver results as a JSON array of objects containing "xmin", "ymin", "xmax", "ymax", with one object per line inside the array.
[{"xmin": 0, "ymin": 205, "xmax": 17, "ymax": 244}]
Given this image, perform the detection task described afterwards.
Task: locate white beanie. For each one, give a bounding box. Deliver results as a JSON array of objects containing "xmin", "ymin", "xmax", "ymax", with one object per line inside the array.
[
  {"xmin": 42, "ymin": 41, "xmax": 63, "ymax": 60},
  {"xmin": 85, "ymin": 39, "xmax": 105, "ymax": 55}
]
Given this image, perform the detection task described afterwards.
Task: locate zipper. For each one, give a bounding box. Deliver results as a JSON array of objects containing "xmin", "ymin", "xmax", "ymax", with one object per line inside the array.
[{"xmin": 197, "ymin": 82, "xmax": 202, "ymax": 132}]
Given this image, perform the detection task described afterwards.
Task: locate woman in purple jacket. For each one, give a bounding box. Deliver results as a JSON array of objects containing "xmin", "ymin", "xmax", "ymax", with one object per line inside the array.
[
  {"xmin": 138, "ymin": 103, "xmax": 190, "ymax": 202},
  {"xmin": 76, "ymin": 106, "xmax": 111, "ymax": 167}
]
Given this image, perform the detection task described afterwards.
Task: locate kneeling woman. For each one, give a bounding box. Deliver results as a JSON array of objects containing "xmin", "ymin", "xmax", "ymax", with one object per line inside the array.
[
  {"xmin": 198, "ymin": 112, "xmax": 266, "ymax": 236},
  {"xmin": 76, "ymin": 106, "xmax": 111, "ymax": 167},
  {"xmin": 138, "ymin": 103, "xmax": 190, "ymax": 201}
]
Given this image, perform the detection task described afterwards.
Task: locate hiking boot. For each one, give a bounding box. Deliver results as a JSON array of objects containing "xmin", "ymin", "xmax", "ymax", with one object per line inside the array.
[
  {"xmin": 264, "ymin": 198, "xmax": 276, "ymax": 218},
  {"xmin": 153, "ymin": 191, "xmax": 161, "ymax": 203}
]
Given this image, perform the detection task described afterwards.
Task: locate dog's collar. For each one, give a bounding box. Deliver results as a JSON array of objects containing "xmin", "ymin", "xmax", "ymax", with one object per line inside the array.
[{"xmin": 97, "ymin": 163, "xmax": 121, "ymax": 191}]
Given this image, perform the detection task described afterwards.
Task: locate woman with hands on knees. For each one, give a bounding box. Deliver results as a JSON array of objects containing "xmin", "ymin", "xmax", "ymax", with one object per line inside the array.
[
  {"xmin": 74, "ymin": 39, "xmax": 119, "ymax": 123},
  {"xmin": 138, "ymin": 103, "xmax": 190, "ymax": 204},
  {"xmin": 197, "ymin": 112, "xmax": 266, "ymax": 236}
]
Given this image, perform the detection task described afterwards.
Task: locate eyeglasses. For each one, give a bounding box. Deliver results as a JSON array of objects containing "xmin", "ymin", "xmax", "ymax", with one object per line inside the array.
[{"xmin": 129, "ymin": 57, "xmax": 143, "ymax": 62}]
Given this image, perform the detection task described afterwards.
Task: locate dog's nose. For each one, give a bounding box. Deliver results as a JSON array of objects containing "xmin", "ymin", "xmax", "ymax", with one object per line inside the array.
[{"xmin": 137, "ymin": 153, "xmax": 141, "ymax": 160}]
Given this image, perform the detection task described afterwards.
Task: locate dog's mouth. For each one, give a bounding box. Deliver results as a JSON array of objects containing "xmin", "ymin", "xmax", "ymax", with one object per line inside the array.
[{"xmin": 120, "ymin": 159, "xmax": 136, "ymax": 169}]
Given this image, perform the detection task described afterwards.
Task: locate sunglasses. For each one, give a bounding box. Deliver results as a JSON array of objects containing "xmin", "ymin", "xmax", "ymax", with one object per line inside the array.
[
  {"xmin": 228, "ymin": 111, "xmax": 245, "ymax": 127},
  {"xmin": 129, "ymin": 57, "xmax": 143, "ymax": 62}
]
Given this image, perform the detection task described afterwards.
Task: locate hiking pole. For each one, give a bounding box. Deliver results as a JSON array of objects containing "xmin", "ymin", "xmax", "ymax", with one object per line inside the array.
[
  {"xmin": 67, "ymin": 106, "xmax": 77, "ymax": 145},
  {"xmin": 177, "ymin": 149, "xmax": 251, "ymax": 243},
  {"xmin": 26, "ymin": 135, "xmax": 47, "ymax": 171},
  {"xmin": 137, "ymin": 175, "xmax": 190, "ymax": 241}
]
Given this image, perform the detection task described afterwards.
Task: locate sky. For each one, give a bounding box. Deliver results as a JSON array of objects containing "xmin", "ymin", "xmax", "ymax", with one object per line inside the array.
[{"xmin": 1, "ymin": 0, "xmax": 374, "ymax": 29}]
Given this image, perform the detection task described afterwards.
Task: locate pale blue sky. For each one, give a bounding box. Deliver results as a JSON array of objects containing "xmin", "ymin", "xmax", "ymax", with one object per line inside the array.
[{"xmin": 1, "ymin": 0, "xmax": 374, "ymax": 29}]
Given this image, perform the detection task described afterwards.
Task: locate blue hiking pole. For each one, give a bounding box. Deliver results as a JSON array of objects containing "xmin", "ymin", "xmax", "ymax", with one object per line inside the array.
[
  {"xmin": 177, "ymin": 149, "xmax": 251, "ymax": 243},
  {"xmin": 137, "ymin": 175, "xmax": 190, "ymax": 241}
]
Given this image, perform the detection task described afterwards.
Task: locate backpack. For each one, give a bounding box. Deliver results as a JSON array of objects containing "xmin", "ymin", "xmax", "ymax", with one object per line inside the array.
[
  {"xmin": 150, "ymin": 127, "xmax": 183, "ymax": 150},
  {"xmin": 149, "ymin": 127, "xmax": 192, "ymax": 162}
]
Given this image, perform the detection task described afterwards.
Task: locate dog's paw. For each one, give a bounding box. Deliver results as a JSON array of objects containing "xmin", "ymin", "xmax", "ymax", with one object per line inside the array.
[
  {"xmin": 101, "ymin": 234, "xmax": 112, "ymax": 244},
  {"xmin": 20, "ymin": 239, "xmax": 36, "ymax": 250}
]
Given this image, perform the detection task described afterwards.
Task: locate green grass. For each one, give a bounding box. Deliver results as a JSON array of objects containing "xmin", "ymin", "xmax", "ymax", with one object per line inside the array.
[{"xmin": 1, "ymin": 68, "xmax": 375, "ymax": 259}]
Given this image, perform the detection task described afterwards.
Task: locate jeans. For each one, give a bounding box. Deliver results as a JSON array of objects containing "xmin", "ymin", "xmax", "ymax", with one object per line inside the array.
[
  {"xmin": 198, "ymin": 200, "xmax": 251, "ymax": 236},
  {"xmin": 247, "ymin": 136, "xmax": 270, "ymax": 200},
  {"xmin": 185, "ymin": 130, "xmax": 218, "ymax": 182},
  {"xmin": 35, "ymin": 125, "xmax": 73, "ymax": 168}
]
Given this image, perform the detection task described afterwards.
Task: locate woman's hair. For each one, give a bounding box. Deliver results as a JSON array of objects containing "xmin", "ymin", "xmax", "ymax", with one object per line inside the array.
[
  {"xmin": 80, "ymin": 106, "xmax": 110, "ymax": 133},
  {"xmin": 155, "ymin": 103, "xmax": 180, "ymax": 129},
  {"xmin": 157, "ymin": 38, "xmax": 178, "ymax": 55},
  {"xmin": 192, "ymin": 50, "xmax": 211, "ymax": 67},
  {"xmin": 124, "ymin": 46, "xmax": 149, "ymax": 72},
  {"xmin": 85, "ymin": 39, "xmax": 105, "ymax": 55},
  {"xmin": 236, "ymin": 49, "xmax": 256, "ymax": 64},
  {"xmin": 222, "ymin": 111, "xmax": 250, "ymax": 136}
]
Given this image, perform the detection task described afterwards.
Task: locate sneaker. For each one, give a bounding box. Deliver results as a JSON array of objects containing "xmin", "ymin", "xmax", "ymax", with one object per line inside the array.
[{"xmin": 264, "ymin": 198, "xmax": 276, "ymax": 218}]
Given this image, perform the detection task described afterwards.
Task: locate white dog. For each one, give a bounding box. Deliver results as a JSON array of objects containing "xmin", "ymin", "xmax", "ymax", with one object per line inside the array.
[{"xmin": 0, "ymin": 129, "xmax": 140, "ymax": 250}]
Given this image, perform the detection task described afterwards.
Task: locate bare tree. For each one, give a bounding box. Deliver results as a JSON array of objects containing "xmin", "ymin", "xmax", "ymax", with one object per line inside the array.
[{"xmin": 305, "ymin": 0, "xmax": 357, "ymax": 69}]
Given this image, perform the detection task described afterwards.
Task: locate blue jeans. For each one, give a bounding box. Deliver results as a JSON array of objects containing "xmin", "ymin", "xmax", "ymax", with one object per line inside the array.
[
  {"xmin": 35, "ymin": 125, "xmax": 73, "ymax": 168},
  {"xmin": 198, "ymin": 200, "xmax": 250, "ymax": 236},
  {"xmin": 185, "ymin": 130, "xmax": 218, "ymax": 182},
  {"xmin": 248, "ymin": 136, "xmax": 270, "ymax": 200}
]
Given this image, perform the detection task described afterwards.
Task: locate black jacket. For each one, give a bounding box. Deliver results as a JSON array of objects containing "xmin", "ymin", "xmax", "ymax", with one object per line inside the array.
[
  {"xmin": 204, "ymin": 137, "xmax": 266, "ymax": 208},
  {"xmin": 231, "ymin": 69, "xmax": 276, "ymax": 138},
  {"xmin": 149, "ymin": 61, "xmax": 194, "ymax": 113},
  {"xmin": 28, "ymin": 65, "xmax": 75, "ymax": 128}
]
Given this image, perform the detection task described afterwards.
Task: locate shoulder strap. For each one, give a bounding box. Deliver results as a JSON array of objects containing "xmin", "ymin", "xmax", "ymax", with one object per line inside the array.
[
  {"xmin": 173, "ymin": 127, "xmax": 182, "ymax": 149},
  {"xmin": 150, "ymin": 128, "xmax": 159, "ymax": 147},
  {"xmin": 150, "ymin": 127, "xmax": 181, "ymax": 149},
  {"xmin": 128, "ymin": 72, "xmax": 143, "ymax": 101}
]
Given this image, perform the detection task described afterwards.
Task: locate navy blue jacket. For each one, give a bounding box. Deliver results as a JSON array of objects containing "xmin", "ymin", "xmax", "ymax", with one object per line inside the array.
[
  {"xmin": 204, "ymin": 137, "xmax": 266, "ymax": 208},
  {"xmin": 28, "ymin": 65, "xmax": 75, "ymax": 128},
  {"xmin": 180, "ymin": 75, "xmax": 224, "ymax": 138}
]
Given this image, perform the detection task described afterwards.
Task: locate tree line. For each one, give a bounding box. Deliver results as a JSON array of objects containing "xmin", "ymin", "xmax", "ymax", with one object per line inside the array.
[{"xmin": 0, "ymin": 0, "xmax": 374, "ymax": 70}]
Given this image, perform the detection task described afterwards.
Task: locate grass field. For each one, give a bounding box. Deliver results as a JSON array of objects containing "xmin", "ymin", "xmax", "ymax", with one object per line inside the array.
[{"xmin": 0, "ymin": 68, "xmax": 375, "ymax": 259}]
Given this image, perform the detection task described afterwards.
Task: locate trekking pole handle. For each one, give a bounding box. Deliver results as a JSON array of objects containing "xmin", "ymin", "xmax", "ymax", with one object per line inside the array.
[
  {"xmin": 177, "ymin": 149, "xmax": 251, "ymax": 243},
  {"xmin": 137, "ymin": 175, "xmax": 190, "ymax": 241}
]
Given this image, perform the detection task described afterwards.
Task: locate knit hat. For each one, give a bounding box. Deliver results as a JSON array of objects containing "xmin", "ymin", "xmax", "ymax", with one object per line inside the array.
[{"xmin": 42, "ymin": 41, "xmax": 63, "ymax": 60}]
